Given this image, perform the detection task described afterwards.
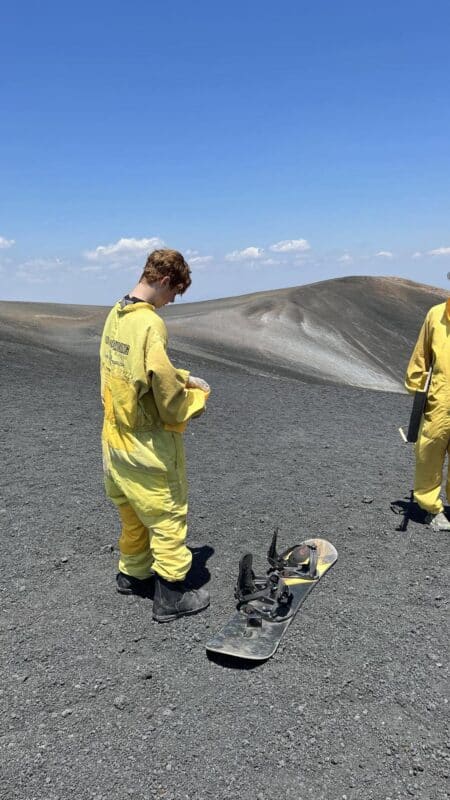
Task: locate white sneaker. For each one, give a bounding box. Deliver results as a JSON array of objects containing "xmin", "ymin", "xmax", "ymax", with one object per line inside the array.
[{"xmin": 426, "ymin": 511, "xmax": 450, "ymax": 531}]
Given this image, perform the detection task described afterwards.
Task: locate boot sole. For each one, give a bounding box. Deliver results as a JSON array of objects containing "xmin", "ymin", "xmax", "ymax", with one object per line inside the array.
[{"xmin": 153, "ymin": 601, "xmax": 210, "ymax": 623}]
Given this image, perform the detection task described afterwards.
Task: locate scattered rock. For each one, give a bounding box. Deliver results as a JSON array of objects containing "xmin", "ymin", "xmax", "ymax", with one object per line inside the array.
[{"xmin": 139, "ymin": 670, "xmax": 153, "ymax": 680}]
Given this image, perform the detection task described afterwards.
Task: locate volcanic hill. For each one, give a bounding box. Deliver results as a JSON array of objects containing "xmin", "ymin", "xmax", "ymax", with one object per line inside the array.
[{"xmin": 0, "ymin": 276, "xmax": 446, "ymax": 390}]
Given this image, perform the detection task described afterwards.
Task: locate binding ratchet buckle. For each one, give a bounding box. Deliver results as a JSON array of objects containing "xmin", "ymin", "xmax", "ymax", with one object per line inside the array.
[
  {"xmin": 234, "ymin": 530, "xmax": 318, "ymax": 625},
  {"xmin": 267, "ymin": 529, "xmax": 319, "ymax": 580}
]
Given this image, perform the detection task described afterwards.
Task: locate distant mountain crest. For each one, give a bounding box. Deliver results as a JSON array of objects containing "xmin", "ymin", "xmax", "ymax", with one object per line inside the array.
[
  {"xmin": 1, "ymin": 276, "xmax": 447, "ymax": 392},
  {"xmin": 162, "ymin": 276, "xmax": 448, "ymax": 391}
]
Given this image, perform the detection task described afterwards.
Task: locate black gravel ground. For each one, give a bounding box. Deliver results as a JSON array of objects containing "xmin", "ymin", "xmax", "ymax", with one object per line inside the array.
[{"xmin": 1, "ymin": 338, "xmax": 449, "ymax": 800}]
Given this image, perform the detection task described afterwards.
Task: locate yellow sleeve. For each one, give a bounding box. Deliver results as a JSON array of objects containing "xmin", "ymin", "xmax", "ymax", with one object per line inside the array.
[
  {"xmin": 404, "ymin": 314, "xmax": 432, "ymax": 394},
  {"xmin": 145, "ymin": 333, "xmax": 207, "ymax": 426}
]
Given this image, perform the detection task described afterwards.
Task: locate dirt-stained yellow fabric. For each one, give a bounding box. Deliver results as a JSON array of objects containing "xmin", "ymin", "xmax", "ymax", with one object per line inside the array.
[
  {"xmin": 100, "ymin": 300, "xmax": 208, "ymax": 581},
  {"xmin": 117, "ymin": 502, "xmax": 153, "ymax": 578},
  {"xmin": 405, "ymin": 301, "xmax": 450, "ymax": 513},
  {"xmin": 164, "ymin": 388, "xmax": 211, "ymax": 433}
]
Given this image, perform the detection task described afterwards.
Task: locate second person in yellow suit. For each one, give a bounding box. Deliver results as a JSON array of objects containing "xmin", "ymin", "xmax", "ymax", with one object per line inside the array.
[
  {"xmin": 405, "ymin": 298, "xmax": 450, "ymax": 531},
  {"xmin": 100, "ymin": 249, "xmax": 211, "ymax": 621}
]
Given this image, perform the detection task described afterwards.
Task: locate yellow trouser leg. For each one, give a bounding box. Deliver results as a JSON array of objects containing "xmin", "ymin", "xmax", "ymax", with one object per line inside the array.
[
  {"xmin": 117, "ymin": 503, "xmax": 154, "ymax": 579},
  {"xmin": 105, "ymin": 432, "xmax": 191, "ymax": 583},
  {"xmin": 414, "ymin": 433, "xmax": 448, "ymax": 514},
  {"xmin": 445, "ymin": 440, "xmax": 450, "ymax": 507},
  {"xmin": 150, "ymin": 508, "xmax": 192, "ymax": 582}
]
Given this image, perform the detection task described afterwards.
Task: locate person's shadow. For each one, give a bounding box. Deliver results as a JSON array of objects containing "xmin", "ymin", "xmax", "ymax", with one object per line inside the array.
[
  {"xmin": 390, "ymin": 493, "xmax": 428, "ymax": 529},
  {"xmin": 125, "ymin": 544, "xmax": 214, "ymax": 599},
  {"xmin": 186, "ymin": 543, "xmax": 214, "ymax": 589}
]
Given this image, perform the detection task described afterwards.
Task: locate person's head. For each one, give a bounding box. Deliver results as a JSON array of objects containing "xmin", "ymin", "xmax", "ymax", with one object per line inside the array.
[{"xmin": 139, "ymin": 249, "xmax": 191, "ymax": 307}]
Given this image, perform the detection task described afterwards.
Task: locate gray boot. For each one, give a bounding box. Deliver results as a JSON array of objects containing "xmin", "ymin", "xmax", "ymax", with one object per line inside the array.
[{"xmin": 152, "ymin": 575, "xmax": 210, "ymax": 623}]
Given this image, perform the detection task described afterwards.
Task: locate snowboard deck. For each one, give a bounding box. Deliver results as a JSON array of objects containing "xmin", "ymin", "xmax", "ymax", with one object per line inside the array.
[{"xmin": 206, "ymin": 538, "xmax": 337, "ymax": 661}]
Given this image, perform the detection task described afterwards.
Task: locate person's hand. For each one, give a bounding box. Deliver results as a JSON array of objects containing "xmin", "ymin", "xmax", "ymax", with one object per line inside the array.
[{"xmin": 187, "ymin": 376, "xmax": 210, "ymax": 393}]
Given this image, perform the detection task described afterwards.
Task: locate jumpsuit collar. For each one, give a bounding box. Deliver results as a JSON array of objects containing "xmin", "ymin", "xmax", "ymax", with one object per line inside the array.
[{"xmin": 119, "ymin": 297, "xmax": 155, "ymax": 312}]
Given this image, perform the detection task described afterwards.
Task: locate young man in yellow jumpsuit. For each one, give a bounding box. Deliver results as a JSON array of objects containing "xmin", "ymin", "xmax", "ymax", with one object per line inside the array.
[
  {"xmin": 100, "ymin": 249, "xmax": 211, "ymax": 621},
  {"xmin": 405, "ymin": 299, "xmax": 450, "ymax": 531}
]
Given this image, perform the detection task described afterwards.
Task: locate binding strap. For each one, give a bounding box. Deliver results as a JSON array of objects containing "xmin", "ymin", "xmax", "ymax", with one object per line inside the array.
[
  {"xmin": 234, "ymin": 555, "xmax": 294, "ymax": 621},
  {"xmin": 267, "ymin": 530, "xmax": 319, "ymax": 579}
]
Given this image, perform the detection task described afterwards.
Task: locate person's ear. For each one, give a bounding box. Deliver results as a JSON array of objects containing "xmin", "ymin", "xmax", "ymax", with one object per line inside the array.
[{"xmin": 160, "ymin": 275, "xmax": 171, "ymax": 288}]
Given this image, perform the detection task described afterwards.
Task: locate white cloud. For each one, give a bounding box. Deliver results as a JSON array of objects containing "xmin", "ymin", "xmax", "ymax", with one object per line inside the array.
[
  {"xmin": 225, "ymin": 246, "xmax": 264, "ymax": 262},
  {"xmin": 189, "ymin": 255, "xmax": 213, "ymax": 266},
  {"xmin": 375, "ymin": 250, "xmax": 394, "ymax": 259},
  {"xmin": 84, "ymin": 236, "xmax": 164, "ymax": 261},
  {"xmin": 412, "ymin": 251, "xmax": 422, "ymax": 259},
  {"xmin": 18, "ymin": 257, "xmax": 64, "ymax": 271},
  {"xmin": 338, "ymin": 253, "xmax": 353, "ymax": 263},
  {"xmin": 429, "ymin": 246, "xmax": 450, "ymax": 256},
  {"xmin": 13, "ymin": 257, "xmax": 67, "ymax": 283},
  {"xmin": 0, "ymin": 236, "xmax": 15, "ymax": 249},
  {"xmin": 269, "ymin": 238, "xmax": 311, "ymax": 253},
  {"xmin": 15, "ymin": 270, "xmax": 49, "ymax": 284}
]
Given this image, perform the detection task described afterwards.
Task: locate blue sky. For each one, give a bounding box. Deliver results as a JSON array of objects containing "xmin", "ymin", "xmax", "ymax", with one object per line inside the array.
[{"xmin": 1, "ymin": 0, "xmax": 450, "ymax": 305}]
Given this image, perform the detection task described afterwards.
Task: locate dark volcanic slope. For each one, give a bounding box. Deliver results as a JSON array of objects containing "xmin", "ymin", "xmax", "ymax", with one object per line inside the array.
[
  {"xmin": 0, "ymin": 300, "xmax": 109, "ymax": 354},
  {"xmin": 0, "ymin": 276, "xmax": 447, "ymax": 391},
  {"xmin": 162, "ymin": 276, "xmax": 447, "ymax": 391},
  {"xmin": 1, "ymin": 331, "xmax": 449, "ymax": 799}
]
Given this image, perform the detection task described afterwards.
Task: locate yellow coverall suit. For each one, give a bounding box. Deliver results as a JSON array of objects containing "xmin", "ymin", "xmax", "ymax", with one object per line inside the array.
[
  {"xmin": 100, "ymin": 299, "xmax": 208, "ymax": 582},
  {"xmin": 405, "ymin": 299, "xmax": 450, "ymax": 514}
]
